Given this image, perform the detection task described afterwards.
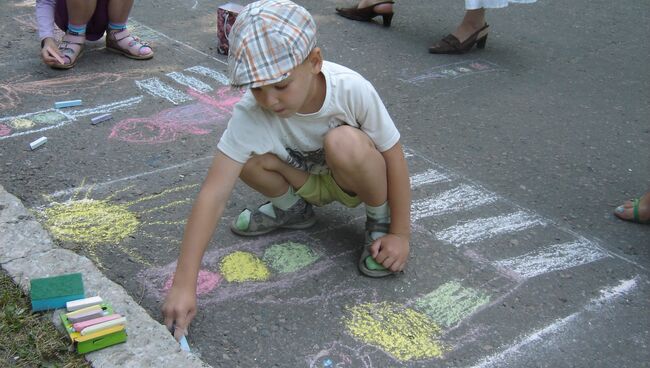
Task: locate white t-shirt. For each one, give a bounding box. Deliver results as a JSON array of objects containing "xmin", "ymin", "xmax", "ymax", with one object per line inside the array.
[{"xmin": 217, "ymin": 61, "xmax": 400, "ymax": 175}]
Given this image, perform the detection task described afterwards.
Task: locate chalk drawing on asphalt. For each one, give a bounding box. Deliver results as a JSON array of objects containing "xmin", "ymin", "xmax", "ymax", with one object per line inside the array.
[
  {"xmin": 37, "ymin": 179, "xmax": 199, "ymax": 268},
  {"xmin": 400, "ymin": 60, "xmax": 501, "ymax": 85}
]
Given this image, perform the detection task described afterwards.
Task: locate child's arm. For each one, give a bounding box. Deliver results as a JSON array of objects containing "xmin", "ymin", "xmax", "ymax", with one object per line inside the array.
[
  {"xmin": 369, "ymin": 141, "xmax": 411, "ymax": 272},
  {"xmin": 35, "ymin": 0, "xmax": 64, "ymax": 65},
  {"xmin": 162, "ymin": 151, "xmax": 243, "ymax": 340}
]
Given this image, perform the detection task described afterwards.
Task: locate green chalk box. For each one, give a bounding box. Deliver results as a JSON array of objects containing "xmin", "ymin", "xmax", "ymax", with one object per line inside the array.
[{"xmin": 30, "ymin": 273, "xmax": 85, "ymax": 312}]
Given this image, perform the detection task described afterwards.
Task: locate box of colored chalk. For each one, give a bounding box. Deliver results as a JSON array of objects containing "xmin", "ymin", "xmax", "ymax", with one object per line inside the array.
[
  {"xmin": 60, "ymin": 302, "xmax": 128, "ymax": 354},
  {"xmin": 30, "ymin": 273, "xmax": 85, "ymax": 312},
  {"xmin": 54, "ymin": 99, "xmax": 82, "ymax": 109}
]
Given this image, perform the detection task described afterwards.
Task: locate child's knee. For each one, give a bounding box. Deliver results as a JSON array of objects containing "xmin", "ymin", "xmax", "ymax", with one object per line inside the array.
[{"xmin": 324, "ymin": 126, "xmax": 376, "ymax": 167}]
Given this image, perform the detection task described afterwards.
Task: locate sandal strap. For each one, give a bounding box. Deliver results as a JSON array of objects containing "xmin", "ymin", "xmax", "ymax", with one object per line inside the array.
[{"xmin": 633, "ymin": 198, "xmax": 640, "ymax": 223}]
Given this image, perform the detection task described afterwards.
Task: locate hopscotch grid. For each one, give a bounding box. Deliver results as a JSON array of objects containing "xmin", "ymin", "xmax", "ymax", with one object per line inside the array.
[{"xmin": 403, "ymin": 145, "xmax": 647, "ymax": 272}]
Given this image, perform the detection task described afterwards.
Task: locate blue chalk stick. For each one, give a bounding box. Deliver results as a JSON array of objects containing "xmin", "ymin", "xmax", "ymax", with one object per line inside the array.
[
  {"xmin": 179, "ymin": 335, "xmax": 190, "ymax": 352},
  {"xmin": 54, "ymin": 100, "xmax": 82, "ymax": 109}
]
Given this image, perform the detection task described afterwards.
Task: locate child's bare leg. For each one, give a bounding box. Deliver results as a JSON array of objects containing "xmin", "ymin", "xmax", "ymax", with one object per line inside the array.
[
  {"xmin": 240, "ymin": 153, "xmax": 310, "ymax": 197},
  {"xmin": 231, "ymin": 154, "xmax": 314, "ymax": 236},
  {"xmin": 67, "ymin": 0, "xmax": 97, "ymax": 24},
  {"xmin": 325, "ymin": 126, "xmax": 395, "ymax": 275},
  {"xmin": 324, "ymin": 126, "xmax": 387, "ymax": 205},
  {"xmin": 106, "ymin": 0, "xmax": 153, "ymax": 58}
]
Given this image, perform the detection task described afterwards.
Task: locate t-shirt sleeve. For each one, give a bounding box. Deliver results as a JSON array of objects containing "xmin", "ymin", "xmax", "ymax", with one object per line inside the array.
[
  {"xmin": 352, "ymin": 79, "xmax": 400, "ymax": 152},
  {"xmin": 217, "ymin": 98, "xmax": 273, "ymax": 163}
]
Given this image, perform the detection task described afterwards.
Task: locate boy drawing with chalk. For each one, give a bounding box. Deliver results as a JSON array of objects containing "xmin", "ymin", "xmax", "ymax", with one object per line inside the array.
[{"xmin": 162, "ymin": 0, "xmax": 411, "ymax": 340}]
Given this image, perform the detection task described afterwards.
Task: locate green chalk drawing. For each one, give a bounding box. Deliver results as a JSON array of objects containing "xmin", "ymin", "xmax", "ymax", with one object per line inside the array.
[
  {"xmin": 262, "ymin": 242, "xmax": 319, "ymax": 273},
  {"xmin": 32, "ymin": 112, "xmax": 66, "ymax": 125},
  {"xmin": 414, "ymin": 281, "xmax": 490, "ymax": 328}
]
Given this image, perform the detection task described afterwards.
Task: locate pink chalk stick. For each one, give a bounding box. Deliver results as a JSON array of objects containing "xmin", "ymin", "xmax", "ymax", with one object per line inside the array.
[{"xmin": 73, "ymin": 314, "xmax": 122, "ymax": 332}]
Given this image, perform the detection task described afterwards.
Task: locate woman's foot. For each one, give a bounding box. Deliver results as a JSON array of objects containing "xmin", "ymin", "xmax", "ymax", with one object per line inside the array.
[
  {"xmin": 614, "ymin": 192, "xmax": 650, "ymax": 224},
  {"xmin": 335, "ymin": 1, "xmax": 395, "ymax": 27},
  {"xmin": 106, "ymin": 29, "xmax": 154, "ymax": 60},
  {"xmin": 429, "ymin": 8, "xmax": 488, "ymax": 54},
  {"xmin": 51, "ymin": 32, "xmax": 85, "ymax": 70}
]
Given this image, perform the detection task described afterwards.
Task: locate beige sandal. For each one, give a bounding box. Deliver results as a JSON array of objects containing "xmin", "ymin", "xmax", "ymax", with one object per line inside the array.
[
  {"xmin": 51, "ymin": 32, "xmax": 85, "ymax": 70},
  {"xmin": 106, "ymin": 29, "xmax": 154, "ymax": 60}
]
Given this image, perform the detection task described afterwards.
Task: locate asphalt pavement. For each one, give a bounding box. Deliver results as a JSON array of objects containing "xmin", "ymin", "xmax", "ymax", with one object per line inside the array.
[{"xmin": 0, "ymin": 0, "xmax": 648, "ymax": 367}]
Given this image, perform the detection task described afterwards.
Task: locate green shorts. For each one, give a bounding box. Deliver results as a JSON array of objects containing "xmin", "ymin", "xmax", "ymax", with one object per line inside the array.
[{"xmin": 296, "ymin": 172, "xmax": 362, "ymax": 208}]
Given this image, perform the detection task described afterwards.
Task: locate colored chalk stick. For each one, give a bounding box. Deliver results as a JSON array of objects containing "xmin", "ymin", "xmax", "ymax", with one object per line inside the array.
[
  {"xmin": 29, "ymin": 137, "xmax": 47, "ymax": 150},
  {"xmin": 91, "ymin": 113, "xmax": 112, "ymax": 125},
  {"xmin": 30, "ymin": 273, "xmax": 84, "ymax": 312},
  {"xmin": 54, "ymin": 99, "xmax": 82, "ymax": 108},
  {"xmin": 180, "ymin": 335, "xmax": 191, "ymax": 352},
  {"xmin": 80, "ymin": 316, "xmax": 127, "ymax": 335},
  {"xmin": 73, "ymin": 314, "xmax": 122, "ymax": 332},
  {"xmin": 66, "ymin": 304, "xmax": 102, "ymax": 318},
  {"xmin": 66, "ymin": 296, "xmax": 103, "ymax": 312},
  {"xmin": 67, "ymin": 309, "xmax": 106, "ymax": 324}
]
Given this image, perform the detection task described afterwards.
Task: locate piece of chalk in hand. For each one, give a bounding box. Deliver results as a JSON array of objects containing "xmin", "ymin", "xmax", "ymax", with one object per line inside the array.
[
  {"xmin": 29, "ymin": 137, "xmax": 47, "ymax": 150},
  {"xmin": 180, "ymin": 335, "xmax": 191, "ymax": 352}
]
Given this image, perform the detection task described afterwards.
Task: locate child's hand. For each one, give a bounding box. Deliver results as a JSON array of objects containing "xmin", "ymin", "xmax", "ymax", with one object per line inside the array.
[
  {"xmin": 40, "ymin": 38, "xmax": 64, "ymax": 66},
  {"xmin": 369, "ymin": 233, "xmax": 410, "ymax": 272},
  {"xmin": 162, "ymin": 285, "xmax": 197, "ymax": 341}
]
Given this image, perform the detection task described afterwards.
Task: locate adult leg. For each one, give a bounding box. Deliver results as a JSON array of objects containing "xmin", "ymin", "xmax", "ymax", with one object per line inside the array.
[
  {"xmin": 105, "ymin": 0, "xmax": 153, "ymax": 59},
  {"xmin": 429, "ymin": 8, "xmax": 489, "ymax": 54},
  {"xmin": 335, "ymin": 0, "xmax": 394, "ymax": 27}
]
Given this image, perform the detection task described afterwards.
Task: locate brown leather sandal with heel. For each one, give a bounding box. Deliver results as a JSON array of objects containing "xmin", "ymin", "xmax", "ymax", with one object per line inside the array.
[
  {"xmin": 335, "ymin": 1, "xmax": 395, "ymax": 27},
  {"xmin": 429, "ymin": 24, "xmax": 489, "ymax": 54}
]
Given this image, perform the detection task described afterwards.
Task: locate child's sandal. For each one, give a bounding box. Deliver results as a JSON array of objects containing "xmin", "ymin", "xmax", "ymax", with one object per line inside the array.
[
  {"xmin": 51, "ymin": 33, "xmax": 85, "ymax": 70},
  {"xmin": 106, "ymin": 29, "xmax": 154, "ymax": 60},
  {"xmin": 358, "ymin": 219, "xmax": 396, "ymax": 278}
]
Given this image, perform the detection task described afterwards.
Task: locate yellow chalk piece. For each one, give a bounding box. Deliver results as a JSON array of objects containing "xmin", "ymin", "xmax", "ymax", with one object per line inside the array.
[
  {"xmin": 219, "ymin": 251, "xmax": 270, "ymax": 283},
  {"xmin": 343, "ymin": 302, "xmax": 446, "ymax": 361}
]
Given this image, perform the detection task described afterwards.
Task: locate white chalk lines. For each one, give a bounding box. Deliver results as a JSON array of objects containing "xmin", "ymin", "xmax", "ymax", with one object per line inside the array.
[
  {"xmin": 1, "ymin": 64, "xmax": 229, "ymax": 140},
  {"xmin": 406, "ymin": 154, "xmax": 609, "ymax": 281},
  {"xmin": 136, "ymin": 65, "xmax": 230, "ymax": 104},
  {"xmin": 467, "ymin": 277, "xmax": 640, "ymax": 368}
]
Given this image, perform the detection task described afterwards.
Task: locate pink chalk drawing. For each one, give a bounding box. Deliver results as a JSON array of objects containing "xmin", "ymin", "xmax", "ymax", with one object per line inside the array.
[
  {"xmin": 109, "ymin": 87, "xmax": 244, "ymax": 144},
  {"xmin": 164, "ymin": 269, "xmax": 222, "ymax": 296},
  {"xmin": 138, "ymin": 232, "xmax": 357, "ymax": 306},
  {"xmin": 0, "ymin": 124, "xmax": 10, "ymax": 136}
]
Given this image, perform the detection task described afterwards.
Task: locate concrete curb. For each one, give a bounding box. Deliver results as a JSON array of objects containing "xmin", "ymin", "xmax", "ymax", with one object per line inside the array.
[{"xmin": 0, "ymin": 185, "xmax": 211, "ymax": 368}]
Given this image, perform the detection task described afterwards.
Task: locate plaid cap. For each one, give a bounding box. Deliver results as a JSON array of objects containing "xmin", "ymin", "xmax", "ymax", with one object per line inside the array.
[{"xmin": 228, "ymin": 0, "xmax": 317, "ymax": 88}]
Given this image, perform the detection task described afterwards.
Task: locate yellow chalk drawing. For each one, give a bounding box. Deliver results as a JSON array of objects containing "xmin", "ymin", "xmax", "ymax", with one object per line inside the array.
[
  {"xmin": 219, "ymin": 251, "xmax": 271, "ymax": 283},
  {"xmin": 10, "ymin": 118, "xmax": 34, "ymax": 129},
  {"xmin": 40, "ymin": 179, "xmax": 198, "ymax": 267},
  {"xmin": 343, "ymin": 302, "xmax": 446, "ymax": 361}
]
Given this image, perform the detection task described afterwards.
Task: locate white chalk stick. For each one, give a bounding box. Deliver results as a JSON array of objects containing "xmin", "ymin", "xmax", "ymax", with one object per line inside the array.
[
  {"xmin": 91, "ymin": 113, "xmax": 113, "ymax": 125},
  {"xmin": 66, "ymin": 296, "xmax": 103, "ymax": 312},
  {"xmin": 29, "ymin": 137, "xmax": 47, "ymax": 150},
  {"xmin": 80, "ymin": 316, "xmax": 127, "ymax": 335}
]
